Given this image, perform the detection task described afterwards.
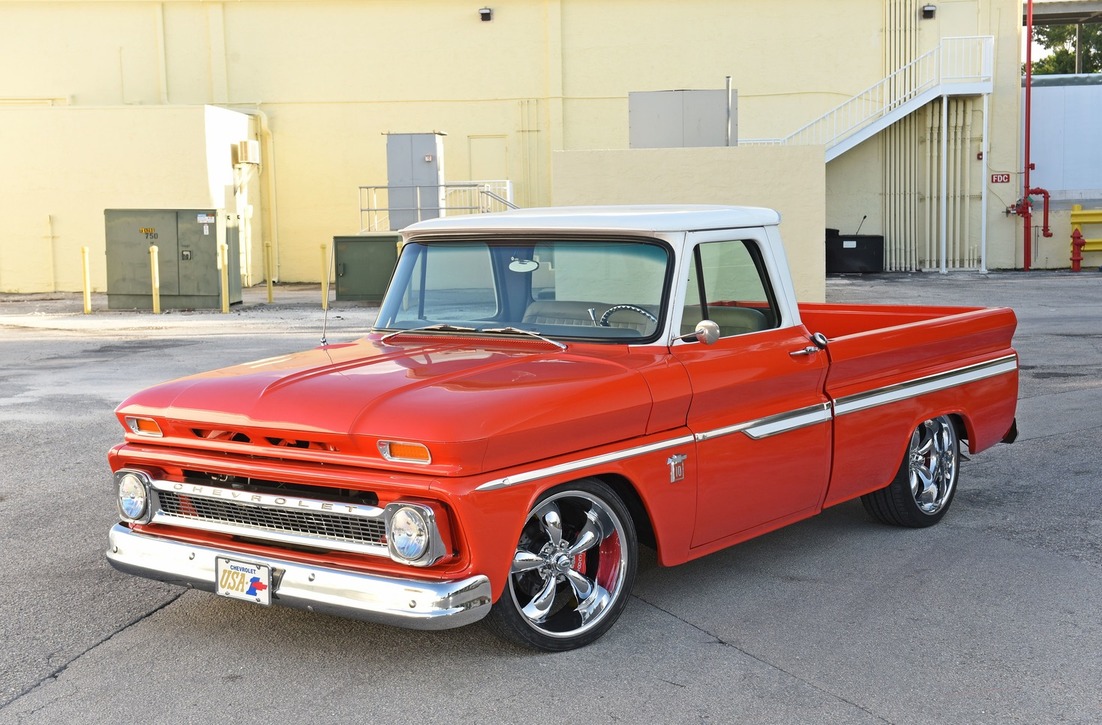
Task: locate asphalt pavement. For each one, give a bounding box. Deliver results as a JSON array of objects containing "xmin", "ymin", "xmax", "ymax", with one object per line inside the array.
[{"xmin": 0, "ymin": 271, "xmax": 1099, "ymax": 724}]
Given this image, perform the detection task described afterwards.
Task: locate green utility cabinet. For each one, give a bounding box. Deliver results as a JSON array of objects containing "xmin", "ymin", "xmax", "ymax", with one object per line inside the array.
[
  {"xmin": 334, "ymin": 233, "xmax": 401, "ymax": 301},
  {"xmin": 105, "ymin": 209, "xmax": 242, "ymax": 310}
]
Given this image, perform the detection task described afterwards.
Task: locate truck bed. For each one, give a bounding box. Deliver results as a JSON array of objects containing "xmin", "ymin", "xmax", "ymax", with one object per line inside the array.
[{"xmin": 800, "ymin": 302, "xmax": 1019, "ymax": 507}]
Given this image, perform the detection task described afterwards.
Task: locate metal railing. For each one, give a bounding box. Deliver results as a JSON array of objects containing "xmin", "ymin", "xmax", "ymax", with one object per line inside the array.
[
  {"xmin": 358, "ymin": 180, "xmax": 516, "ymax": 232},
  {"xmin": 743, "ymin": 36, "xmax": 993, "ymax": 151}
]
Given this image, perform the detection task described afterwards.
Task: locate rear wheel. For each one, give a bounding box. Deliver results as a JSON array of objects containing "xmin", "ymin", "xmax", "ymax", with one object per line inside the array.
[
  {"xmin": 861, "ymin": 415, "xmax": 960, "ymax": 528},
  {"xmin": 487, "ymin": 479, "xmax": 637, "ymax": 651}
]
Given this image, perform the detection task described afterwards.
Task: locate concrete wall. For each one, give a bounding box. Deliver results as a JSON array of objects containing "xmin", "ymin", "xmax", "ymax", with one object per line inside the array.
[
  {"xmin": 0, "ymin": 0, "xmax": 1024, "ymax": 291},
  {"xmin": 552, "ymin": 146, "xmax": 827, "ymax": 302}
]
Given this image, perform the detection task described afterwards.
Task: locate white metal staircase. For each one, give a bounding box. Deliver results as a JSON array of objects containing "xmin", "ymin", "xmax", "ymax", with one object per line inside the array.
[{"xmin": 743, "ymin": 36, "xmax": 994, "ymax": 161}]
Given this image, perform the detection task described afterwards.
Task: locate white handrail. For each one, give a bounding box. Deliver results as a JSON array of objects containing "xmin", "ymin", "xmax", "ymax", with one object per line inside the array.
[{"xmin": 357, "ymin": 180, "xmax": 515, "ymax": 232}]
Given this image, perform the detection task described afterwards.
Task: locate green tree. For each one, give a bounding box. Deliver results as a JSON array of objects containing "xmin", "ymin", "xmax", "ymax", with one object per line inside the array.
[{"xmin": 1030, "ymin": 23, "xmax": 1102, "ymax": 74}]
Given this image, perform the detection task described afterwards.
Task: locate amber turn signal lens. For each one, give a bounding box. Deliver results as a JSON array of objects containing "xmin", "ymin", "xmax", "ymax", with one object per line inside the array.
[
  {"xmin": 378, "ymin": 440, "xmax": 432, "ymax": 464},
  {"xmin": 125, "ymin": 416, "xmax": 163, "ymax": 437}
]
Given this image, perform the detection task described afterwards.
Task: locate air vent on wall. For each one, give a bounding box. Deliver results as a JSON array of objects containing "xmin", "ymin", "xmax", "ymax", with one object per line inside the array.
[{"xmin": 235, "ymin": 139, "xmax": 261, "ymax": 165}]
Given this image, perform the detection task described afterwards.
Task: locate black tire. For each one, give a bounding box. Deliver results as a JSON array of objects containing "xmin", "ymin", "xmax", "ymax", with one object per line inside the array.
[
  {"xmin": 861, "ymin": 415, "xmax": 960, "ymax": 528},
  {"xmin": 486, "ymin": 479, "xmax": 637, "ymax": 651}
]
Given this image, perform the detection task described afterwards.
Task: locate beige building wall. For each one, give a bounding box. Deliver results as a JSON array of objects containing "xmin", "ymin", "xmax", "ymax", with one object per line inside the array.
[
  {"xmin": 0, "ymin": 0, "xmax": 1026, "ymax": 292},
  {"xmin": 553, "ymin": 147, "xmax": 827, "ymax": 302},
  {"xmin": 0, "ymin": 105, "xmax": 256, "ymax": 293}
]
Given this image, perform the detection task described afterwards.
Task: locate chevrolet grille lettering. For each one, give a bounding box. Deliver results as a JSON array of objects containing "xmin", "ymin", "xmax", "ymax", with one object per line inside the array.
[{"xmin": 155, "ymin": 480, "xmax": 383, "ymax": 519}]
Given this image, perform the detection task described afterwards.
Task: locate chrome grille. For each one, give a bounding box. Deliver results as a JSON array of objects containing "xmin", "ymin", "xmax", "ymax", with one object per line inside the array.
[{"xmin": 156, "ymin": 489, "xmax": 387, "ymax": 555}]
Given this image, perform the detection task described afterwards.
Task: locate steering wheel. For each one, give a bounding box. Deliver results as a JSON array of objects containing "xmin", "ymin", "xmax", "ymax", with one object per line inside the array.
[{"xmin": 599, "ymin": 304, "xmax": 658, "ymax": 327}]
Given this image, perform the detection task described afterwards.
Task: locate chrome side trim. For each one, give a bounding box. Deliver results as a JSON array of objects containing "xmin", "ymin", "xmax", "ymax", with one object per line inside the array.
[
  {"xmin": 834, "ymin": 354, "xmax": 1018, "ymax": 416},
  {"xmin": 474, "ymin": 355, "xmax": 1015, "ymax": 493},
  {"xmin": 694, "ymin": 402, "xmax": 833, "ymax": 442},
  {"xmin": 106, "ymin": 524, "xmax": 492, "ymax": 630},
  {"xmin": 475, "ymin": 435, "xmax": 695, "ymax": 491}
]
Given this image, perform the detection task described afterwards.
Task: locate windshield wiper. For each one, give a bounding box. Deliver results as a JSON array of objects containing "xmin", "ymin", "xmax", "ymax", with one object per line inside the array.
[
  {"xmin": 380, "ymin": 323, "xmax": 477, "ymax": 344},
  {"xmin": 479, "ymin": 326, "xmax": 568, "ymax": 351}
]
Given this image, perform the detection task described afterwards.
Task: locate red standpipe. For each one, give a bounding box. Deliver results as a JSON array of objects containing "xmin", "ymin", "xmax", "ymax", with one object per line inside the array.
[
  {"xmin": 1011, "ymin": 186, "xmax": 1053, "ymax": 248},
  {"xmin": 1028, "ymin": 187, "xmax": 1054, "ymax": 239},
  {"xmin": 1023, "ymin": 0, "xmax": 1036, "ymax": 270}
]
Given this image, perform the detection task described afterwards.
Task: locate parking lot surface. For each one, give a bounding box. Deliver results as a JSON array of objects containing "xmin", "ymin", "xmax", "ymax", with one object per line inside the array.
[{"xmin": 1, "ymin": 272, "xmax": 1099, "ymax": 723}]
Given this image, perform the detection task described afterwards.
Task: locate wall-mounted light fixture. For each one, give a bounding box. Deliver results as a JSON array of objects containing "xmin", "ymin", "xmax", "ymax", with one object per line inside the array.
[
  {"xmin": 479, "ymin": 7, "xmax": 492, "ymax": 21},
  {"xmin": 921, "ymin": 4, "xmax": 936, "ymax": 19}
]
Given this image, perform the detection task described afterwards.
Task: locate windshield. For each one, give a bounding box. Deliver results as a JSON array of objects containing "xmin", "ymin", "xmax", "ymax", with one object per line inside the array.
[{"xmin": 373, "ymin": 238, "xmax": 671, "ymax": 342}]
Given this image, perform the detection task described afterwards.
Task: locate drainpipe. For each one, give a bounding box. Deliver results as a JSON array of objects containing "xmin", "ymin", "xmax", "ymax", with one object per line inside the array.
[
  {"xmin": 1022, "ymin": 0, "xmax": 1035, "ymax": 270},
  {"xmin": 244, "ymin": 109, "xmax": 281, "ymax": 281},
  {"xmin": 725, "ymin": 75, "xmax": 733, "ymax": 147}
]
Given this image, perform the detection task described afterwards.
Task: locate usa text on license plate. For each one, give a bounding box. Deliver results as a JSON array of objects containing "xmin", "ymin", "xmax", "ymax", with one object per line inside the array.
[{"xmin": 215, "ymin": 557, "xmax": 272, "ymax": 606}]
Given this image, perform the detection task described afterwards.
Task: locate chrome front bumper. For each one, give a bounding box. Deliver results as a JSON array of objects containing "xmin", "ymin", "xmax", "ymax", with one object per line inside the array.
[{"xmin": 106, "ymin": 524, "xmax": 492, "ymax": 630}]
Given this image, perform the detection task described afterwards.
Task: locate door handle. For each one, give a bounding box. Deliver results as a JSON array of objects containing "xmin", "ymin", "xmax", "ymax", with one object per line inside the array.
[{"xmin": 789, "ymin": 346, "xmax": 820, "ymax": 357}]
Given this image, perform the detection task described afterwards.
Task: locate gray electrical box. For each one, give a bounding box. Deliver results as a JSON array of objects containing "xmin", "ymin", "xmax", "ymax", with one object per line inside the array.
[
  {"xmin": 386, "ymin": 132, "xmax": 446, "ymax": 230},
  {"xmin": 105, "ymin": 209, "xmax": 242, "ymax": 310}
]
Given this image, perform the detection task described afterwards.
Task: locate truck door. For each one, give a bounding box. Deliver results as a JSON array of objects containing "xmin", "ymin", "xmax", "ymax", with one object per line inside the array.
[{"xmin": 671, "ymin": 233, "xmax": 832, "ymax": 548}]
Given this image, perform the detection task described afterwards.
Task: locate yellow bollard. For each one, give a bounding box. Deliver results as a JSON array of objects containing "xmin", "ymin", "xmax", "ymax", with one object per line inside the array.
[
  {"xmin": 320, "ymin": 243, "xmax": 330, "ymax": 311},
  {"xmin": 80, "ymin": 246, "xmax": 92, "ymax": 314},
  {"xmin": 149, "ymin": 244, "xmax": 161, "ymax": 314},
  {"xmin": 264, "ymin": 241, "xmax": 274, "ymax": 304}
]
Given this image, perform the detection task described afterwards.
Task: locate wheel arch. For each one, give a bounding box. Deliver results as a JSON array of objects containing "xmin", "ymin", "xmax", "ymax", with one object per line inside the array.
[
  {"xmin": 591, "ymin": 473, "xmax": 657, "ymax": 552},
  {"xmin": 947, "ymin": 410, "xmax": 977, "ymax": 453},
  {"xmin": 877, "ymin": 409, "xmax": 968, "ymax": 493}
]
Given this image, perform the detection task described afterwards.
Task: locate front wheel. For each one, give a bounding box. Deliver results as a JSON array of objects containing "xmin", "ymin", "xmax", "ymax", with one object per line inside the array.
[
  {"xmin": 487, "ymin": 479, "xmax": 637, "ymax": 651},
  {"xmin": 861, "ymin": 415, "xmax": 960, "ymax": 528}
]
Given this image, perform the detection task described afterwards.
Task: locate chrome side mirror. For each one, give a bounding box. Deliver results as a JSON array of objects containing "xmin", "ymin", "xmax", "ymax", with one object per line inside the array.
[{"xmin": 678, "ymin": 319, "xmax": 721, "ymax": 345}]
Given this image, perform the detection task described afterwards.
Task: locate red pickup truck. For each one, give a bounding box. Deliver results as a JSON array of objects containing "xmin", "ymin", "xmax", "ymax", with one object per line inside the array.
[{"xmin": 107, "ymin": 206, "xmax": 1018, "ymax": 650}]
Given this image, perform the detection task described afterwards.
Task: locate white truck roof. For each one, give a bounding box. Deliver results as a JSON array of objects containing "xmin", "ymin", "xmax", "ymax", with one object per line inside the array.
[{"xmin": 401, "ymin": 205, "xmax": 781, "ymax": 237}]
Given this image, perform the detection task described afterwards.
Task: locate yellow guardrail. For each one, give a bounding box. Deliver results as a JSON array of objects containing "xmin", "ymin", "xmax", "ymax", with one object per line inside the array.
[{"xmin": 1071, "ymin": 204, "xmax": 1102, "ymax": 253}]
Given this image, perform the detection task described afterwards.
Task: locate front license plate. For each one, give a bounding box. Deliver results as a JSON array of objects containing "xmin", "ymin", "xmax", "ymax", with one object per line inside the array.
[{"xmin": 215, "ymin": 557, "xmax": 272, "ymax": 606}]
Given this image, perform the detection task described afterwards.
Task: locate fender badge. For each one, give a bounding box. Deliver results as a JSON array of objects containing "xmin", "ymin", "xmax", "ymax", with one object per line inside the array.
[{"xmin": 666, "ymin": 454, "xmax": 687, "ymax": 483}]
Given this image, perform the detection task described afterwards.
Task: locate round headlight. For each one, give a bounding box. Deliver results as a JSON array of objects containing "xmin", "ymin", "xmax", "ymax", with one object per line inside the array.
[
  {"xmin": 389, "ymin": 506, "xmax": 429, "ymax": 561},
  {"xmin": 117, "ymin": 472, "xmax": 148, "ymax": 520}
]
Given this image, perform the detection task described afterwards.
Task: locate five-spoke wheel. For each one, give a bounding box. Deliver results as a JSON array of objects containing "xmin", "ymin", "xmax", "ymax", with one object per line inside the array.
[
  {"xmin": 487, "ymin": 479, "xmax": 637, "ymax": 651},
  {"xmin": 861, "ymin": 415, "xmax": 960, "ymax": 527}
]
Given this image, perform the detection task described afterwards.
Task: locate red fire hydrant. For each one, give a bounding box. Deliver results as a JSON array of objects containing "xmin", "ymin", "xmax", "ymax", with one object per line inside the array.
[{"xmin": 1070, "ymin": 228, "xmax": 1086, "ymax": 272}]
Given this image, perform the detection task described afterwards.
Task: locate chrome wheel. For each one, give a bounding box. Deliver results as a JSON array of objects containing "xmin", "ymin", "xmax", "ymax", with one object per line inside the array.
[
  {"xmin": 488, "ymin": 480, "xmax": 637, "ymax": 650},
  {"xmin": 908, "ymin": 416, "xmax": 958, "ymax": 515},
  {"xmin": 861, "ymin": 415, "xmax": 961, "ymax": 528}
]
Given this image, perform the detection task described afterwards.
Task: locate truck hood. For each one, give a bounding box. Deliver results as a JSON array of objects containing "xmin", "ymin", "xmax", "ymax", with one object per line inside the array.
[{"xmin": 116, "ymin": 334, "xmax": 656, "ymax": 476}]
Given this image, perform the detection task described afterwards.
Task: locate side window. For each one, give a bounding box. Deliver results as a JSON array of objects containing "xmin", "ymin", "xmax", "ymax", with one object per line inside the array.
[{"xmin": 682, "ymin": 240, "xmax": 778, "ymax": 337}]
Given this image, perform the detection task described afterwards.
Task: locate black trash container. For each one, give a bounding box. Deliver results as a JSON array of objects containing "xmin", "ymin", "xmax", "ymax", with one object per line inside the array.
[{"xmin": 826, "ymin": 231, "xmax": 884, "ymax": 274}]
